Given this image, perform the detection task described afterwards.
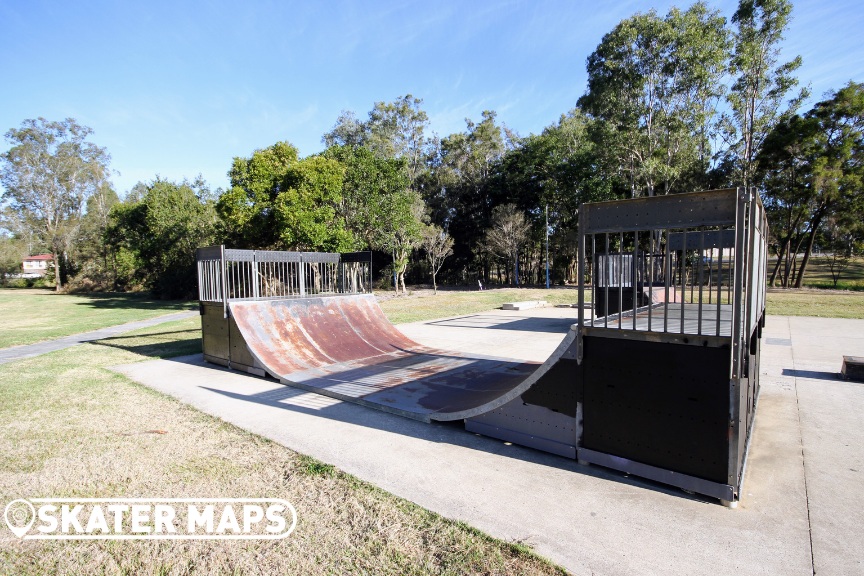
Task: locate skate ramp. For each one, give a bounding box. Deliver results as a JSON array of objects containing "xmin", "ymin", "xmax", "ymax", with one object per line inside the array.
[{"xmin": 226, "ymin": 294, "xmax": 578, "ymax": 422}]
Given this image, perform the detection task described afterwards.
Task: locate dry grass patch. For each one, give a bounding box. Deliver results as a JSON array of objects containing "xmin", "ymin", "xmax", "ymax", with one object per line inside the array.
[{"xmin": 0, "ymin": 318, "xmax": 565, "ymax": 575}]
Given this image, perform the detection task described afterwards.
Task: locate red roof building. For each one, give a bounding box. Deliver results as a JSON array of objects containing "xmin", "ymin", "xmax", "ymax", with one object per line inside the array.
[{"xmin": 22, "ymin": 254, "xmax": 54, "ymax": 277}]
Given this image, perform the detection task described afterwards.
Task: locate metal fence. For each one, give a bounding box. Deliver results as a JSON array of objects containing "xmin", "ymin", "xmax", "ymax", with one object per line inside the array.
[
  {"xmin": 577, "ymin": 188, "xmax": 767, "ymax": 355},
  {"xmin": 196, "ymin": 246, "xmax": 372, "ymax": 315}
]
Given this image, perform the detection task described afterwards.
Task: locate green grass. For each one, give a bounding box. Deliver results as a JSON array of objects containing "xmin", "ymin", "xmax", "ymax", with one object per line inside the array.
[
  {"xmin": 379, "ymin": 287, "xmax": 581, "ymax": 324},
  {"xmin": 765, "ymin": 288, "xmax": 864, "ymax": 318},
  {"xmin": 0, "ymin": 310, "xmax": 565, "ymax": 575},
  {"xmin": 796, "ymin": 255, "xmax": 864, "ymax": 291},
  {"xmin": 0, "ymin": 289, "xmax": 196, "ymax": 348}
]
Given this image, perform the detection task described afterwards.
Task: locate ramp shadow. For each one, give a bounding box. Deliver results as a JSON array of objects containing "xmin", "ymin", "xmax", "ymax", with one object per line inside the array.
[{"xmin": 167, "ymin": 355, "xmax": 707, "ymax": 504}]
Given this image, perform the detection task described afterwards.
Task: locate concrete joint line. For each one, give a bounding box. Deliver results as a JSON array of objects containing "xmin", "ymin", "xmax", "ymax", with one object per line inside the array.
[{"xmin": 789, "ymin": 317, "xmax": 816, "ymax": 576}]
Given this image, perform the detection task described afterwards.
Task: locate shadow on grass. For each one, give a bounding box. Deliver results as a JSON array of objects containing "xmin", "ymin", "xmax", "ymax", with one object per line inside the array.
[
  {"xmin": 69, "ymin": 292, "xmax": 197, "ymax": 312},
  {"xmin": 90, "ymin": 328, "xmax": 202, "ymax": 359}
]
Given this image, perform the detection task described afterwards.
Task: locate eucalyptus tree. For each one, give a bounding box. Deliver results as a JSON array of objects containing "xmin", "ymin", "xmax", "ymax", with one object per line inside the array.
[
  {"xmin": 484, "ymin": 204, "xmax": 531, "ymax": 286},
  {"xmin": 493, "ymin": 110, "xmax": 615, "ymax": 282},
  {"xmin": 758, "ymin": 81, "xmax": 864, "ymax": 287},
  {"xmin": 420, "ymin": 224, "xmax": 454, "ymax": 294},
  {"xmin": 0, "ymin": 118, "xmax": 111, "ymax": 290},
  {"xmin": 721, "ymin": 0, "xmax": 808, "ymax": 189},
  {"xmin": 579, "ymin": 2, "xmax": 729, "ymax": 197},
  {"xmin": 431, "ymin": 111, "xmax": 508, "ymax": 280},
  {"xmin": 324, "ymin": 94, "xmax": 431, "ymax": 189}
]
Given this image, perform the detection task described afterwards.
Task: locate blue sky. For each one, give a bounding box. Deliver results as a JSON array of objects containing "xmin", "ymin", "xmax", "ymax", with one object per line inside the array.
[{"xmin": 1, "ymin": 0, "xmax": 861, "ymax": 196}]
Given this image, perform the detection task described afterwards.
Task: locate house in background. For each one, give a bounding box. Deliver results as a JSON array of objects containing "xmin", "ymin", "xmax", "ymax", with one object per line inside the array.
[{"xmin": 22, "ymin": 254, "xmax": 54, "ymax": 277}]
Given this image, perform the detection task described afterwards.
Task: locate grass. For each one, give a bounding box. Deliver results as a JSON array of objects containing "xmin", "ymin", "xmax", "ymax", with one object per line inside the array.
[
  {"xmin": 0, "ymin": 289, "xmax": 196, "ymax": 349},
  {"xmin": 0, "ymin": 316, "xmax": 565, "ymax": 575},
  {"xmin": 378, "ymin": 287, "xmax": 580, "ymax": 324},
  {"xmin": 765, "ymin": 288, "xmax": 864, "ymax": 319},
  {"xmin": 796, "ymin": 255, "xmax": 864, "ymax": 291}
]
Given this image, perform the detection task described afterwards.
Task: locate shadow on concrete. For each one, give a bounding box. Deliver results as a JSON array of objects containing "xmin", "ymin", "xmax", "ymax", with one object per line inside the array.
[
  {"xmin": 167, "ymin": 355, "xmax": 707, "ymax": 505},
  {"xmin": 782, "ymin": 368, "xmax": 840, "ymax": 381},
  {"xmin": 425, "ymin": 314, "xmax": 575, "ymax": 334}
]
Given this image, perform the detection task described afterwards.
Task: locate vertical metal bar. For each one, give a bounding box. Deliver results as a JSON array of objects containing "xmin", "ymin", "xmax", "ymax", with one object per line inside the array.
[
  {"xmin": 590, "ymin": 234, "xmax": 596, "ymax": 324},
  {"xmin": 617, "ymin": 233, "xmax": 623, "ymax": 328},
  {"xmin": 647, "ymin": 231, "xmax": 653, "ymax": 332},
  {"xmin": 577, "ymin": 212, "xmax": 585, "ymax": 330},
  {"xmin": 604, "ymin": 234, "xmax": 610, "ymax": 327},
  {"xmin": 632, "ymin": 231, "xmax": 638, "ymax": 330},
  {"xmin": 299, "ymin": 260, "xmax": 306, "ymax": 297},
  {"xmin": 716, "ymin": 240, "xmax": 724, "ymax": 336},
  {"xmin": 220, "ymin": 246, "xmax": 228, "ymax": 318},
  {"xmin": 663, "ymin": 230, "xmax": 670, "ymax": 333},
  {"xmin": 698, "ymin": 230, "xmax": 705, "ymax": 336},
  {"xmin": 681, "ymin": 230, "xmax": 687, "ymax": 334}
]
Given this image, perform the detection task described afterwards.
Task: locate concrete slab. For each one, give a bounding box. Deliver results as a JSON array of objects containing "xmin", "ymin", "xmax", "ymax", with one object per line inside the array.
[
  {"xmin": 501, "ymin": 300, "xmax": 547, "ymax": 311},
  {"xmin": 112, "ymin": 309, "xmax": 864, "ymax": 575}
]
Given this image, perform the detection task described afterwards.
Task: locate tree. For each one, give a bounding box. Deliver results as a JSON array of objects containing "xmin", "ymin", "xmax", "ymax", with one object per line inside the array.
[
  {"xmin": 493, "ymin": 110, "xmax": 615, "ymax": 283},
  {"xmin": 721, "ymin": 0, "xmax": 808, "ymax": 189},
  {"xmin": 273, "ymin": 155, "xmax": 355, "ymax": 251},
  {"xmin": 324, "ymin": 95, "xmax": 430, "ymax": 189},
  {"xmin": 484, "ymin": 204, "xmax": 531, "ymax": 286},
  {"xmin": 217, "ymin": 141, "xmax": 299, "ymax": 249},
  {"xmin": 427, "ymin": 111, "xmax": 508, "ymax": 282},
  {"xmin": 217, "ymin": 142, "xmax": 356, "ymax": 252},
  {"xmin": 322, "ymin": 145, "xmax": 410, "ymax": 250},
  {"xmin": 74, "ymin": 183, "xmax": 120, "ymax": 289},
  {"xmin": 579, "ymin": 2, "xmax": 730, "ymax": 197},
  {"xmin": 420, "ymin": 225, "xmax": 454, "ymax": 294},
  {"xmin": 758, "ymin": 81, "xmax": 864, "ymax": 287},
  {"xmin": 0, "ymin": 232, "xmax": 27, "ymax": 283},
  {"xmin": 107, "ymin": 178, "xmax": 218, "ymax": 298},
  {"xmin": 1, "ymin": 118, "xmax": 111, "ymax": 291},
  {"xmin": 382, "ymin": 190, "xmax": 425, "ymax": 294}
]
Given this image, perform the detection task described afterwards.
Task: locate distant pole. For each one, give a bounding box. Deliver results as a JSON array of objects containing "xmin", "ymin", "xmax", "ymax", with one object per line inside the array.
[{"xmin": 545, "ymin": 204, "xmax": 550, "ymax": 289}]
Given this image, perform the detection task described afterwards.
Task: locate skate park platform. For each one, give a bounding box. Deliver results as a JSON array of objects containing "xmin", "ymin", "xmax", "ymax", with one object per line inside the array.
[
  {"xmin": 113, "ymin": 307, "xmax": 864, "ymax": 575},
  {"xmin": 190, "ymin": 189, "xmax": 768, "ymax": 504}
]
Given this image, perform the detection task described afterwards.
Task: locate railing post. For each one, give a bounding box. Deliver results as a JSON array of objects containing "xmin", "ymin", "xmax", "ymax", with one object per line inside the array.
[
  {"xmin": 252, "ymin": 251, "xmax": 260, "ymax": 300},
  {"xmin": 299, "ymin": 259, "xmax": 306, "ymax": 297},
  {"xmin": 220, "ymin": 245, "xmax": 228, "ymax": 319}
]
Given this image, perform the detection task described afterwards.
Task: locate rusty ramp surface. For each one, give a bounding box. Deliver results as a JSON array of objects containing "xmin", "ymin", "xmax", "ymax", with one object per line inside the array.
[{"xmin": 228, "ymin": 294, "xmax": 577, "ymax": 422}]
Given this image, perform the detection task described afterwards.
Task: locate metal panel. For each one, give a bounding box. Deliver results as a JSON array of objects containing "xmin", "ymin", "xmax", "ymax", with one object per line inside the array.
[
  {"xmin": 196, "ymin": 245, "xmax": 223, "ymax": 261},
  {"xmin": 577, "ymin": 448, "xmax": 735, "ymax": 502},
  {"xmin": 581, "ymin": 335, "xmax": 732, "ymax": 484},
  {"xmin": 201, "ymin": 303, "xmax": 229, "ymax": 361},
  {"xmin": 581, "ymin": 188, "xmax": 738, "ymax": 234},
  {"xmin": 466, "ymin": 400, "xmax": 579, "ymax": 459},
  {"xmin": 667, "ymin": 229, "xmax": 735, "ymax": 250}
]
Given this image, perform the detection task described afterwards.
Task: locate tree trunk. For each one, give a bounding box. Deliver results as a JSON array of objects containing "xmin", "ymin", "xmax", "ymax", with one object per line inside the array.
[{"xmin": 794, "ymin": 208, "xmax": 827, "ymax": 289}]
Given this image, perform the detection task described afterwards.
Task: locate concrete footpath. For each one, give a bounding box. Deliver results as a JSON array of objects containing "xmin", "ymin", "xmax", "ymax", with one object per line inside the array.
[
  {"xmin": 112, "ymin": 309, "xmax": 864, "ymax": 576},
  {"xmin": 0, "ymin": 310, "xmax": 198, "ymax": 365}
]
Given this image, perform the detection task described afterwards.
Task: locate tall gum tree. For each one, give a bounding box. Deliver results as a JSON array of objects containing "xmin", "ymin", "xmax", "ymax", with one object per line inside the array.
[
  {"xmin": 721, "ymin": 0, "xmax": 808, "ymax": 189},
  {"xmin": 579, "ymin": 2, "xmax": 729, "ymax": 197},
  {"xmin": 1, "ymin": 117, "xmax": 111, "ymax": 291}
]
